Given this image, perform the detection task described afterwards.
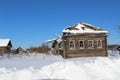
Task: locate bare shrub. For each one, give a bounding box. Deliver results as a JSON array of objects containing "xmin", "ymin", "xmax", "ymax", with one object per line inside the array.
[{"xmin": 28, "ymin": 43, "xmax": 50, "ymax": 53}]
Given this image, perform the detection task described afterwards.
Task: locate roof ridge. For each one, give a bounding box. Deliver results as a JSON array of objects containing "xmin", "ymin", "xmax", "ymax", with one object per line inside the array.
[{"xmin": 80, "ymin": 22, "xmax": 101, "ymax": 30}]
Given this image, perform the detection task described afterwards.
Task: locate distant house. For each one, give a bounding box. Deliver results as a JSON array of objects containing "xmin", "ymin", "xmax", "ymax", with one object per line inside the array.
[
  {"xmin": 107, "ymin": 45, "xmax": 118, "ymax": 50},
  {"xmin": 117, "ymin": 46, "xmax": 120, "ymax": 51},
  {"xmin": 108, "ymin": 45, "xmax": 120, "ymax": 54},
  {"xmin": 16, "ymin": 46, "xmax": 27, "ymax": 54},
  {"xmin": 48, "ymin": 22, "xmax": 108, "ymax": 58},
  {"xmin": 0, "ymin": 39, "xmax": 12, "ymax": 55}
]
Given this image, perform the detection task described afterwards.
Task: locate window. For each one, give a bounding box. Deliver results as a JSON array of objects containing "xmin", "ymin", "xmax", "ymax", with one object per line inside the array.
[
  {"xmin": 81, "ymin": 27, "xmax": 85, "ymax": 30},
  {"xmin": 79, "ymin": 40, "xmax": 84, "ymax": 49},
  {"xmin": 69, "ymin": 40, "xmax": 75, "ymax": 49},
  {"xmin": 88, "ymin": 40, "xmax": 93, "ymax": 48},
  {"xmin": 97, "ymin": 40, "xmax": 102, "ymax": 48}
]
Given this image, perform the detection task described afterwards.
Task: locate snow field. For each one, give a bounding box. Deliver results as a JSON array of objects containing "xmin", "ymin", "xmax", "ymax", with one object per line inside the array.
[{"xmin": 0, "ymin": 52, "xmax": 120, "ymax": 80}]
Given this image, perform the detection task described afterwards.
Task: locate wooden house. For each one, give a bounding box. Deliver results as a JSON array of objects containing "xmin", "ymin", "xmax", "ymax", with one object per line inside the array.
[
  {"xmin": 107, "ymin": 45, "xmax": 118, "ymax": 50},
  {"xmin": 48, "ymin": 22, "xmax": 108, "ymax": 58},
  {"xmin": 108, "ymin": 45, "xmax": 120, "ymax": 54},
  {"xmin": 16, "ymin": 46, "xmax": 27, "ymax": 54},
  {"xmin": 0, "ymin": 39, "xmax": 12, "ymax": 55}
]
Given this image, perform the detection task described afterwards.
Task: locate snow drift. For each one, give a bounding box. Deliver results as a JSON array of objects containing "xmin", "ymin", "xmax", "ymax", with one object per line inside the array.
[{"xmin": 0, "ymin": 51, "xmax": 120, "ymax": 80}]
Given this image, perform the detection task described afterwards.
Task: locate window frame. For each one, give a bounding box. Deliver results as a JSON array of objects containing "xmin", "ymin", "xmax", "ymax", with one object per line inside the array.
[
  {"xmin": 88, "ymin": 40, "xmax": 94, "ymax": 49},
  {"xmin": 79, "ymin": 40, "xmax": 84, "ymax": 49},
  {"xmin": 97, "ymin": 40, "xmax": 102, "ymax": 49},
  {"xmin": 69, "ymin": 40, "xmax": 75, "ymax": 49}
]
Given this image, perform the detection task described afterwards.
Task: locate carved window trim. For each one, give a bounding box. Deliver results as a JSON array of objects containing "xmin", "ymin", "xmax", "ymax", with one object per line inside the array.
[
  {"xmin": 88, "ymin": 40, "xmax": 94, "ymax": 49},
  {"xmin": 97, "ymin": 40, "xmax": 102, "ymax": 49},
  {"xmin": 69, "ymin": 40, "xmax": 75, "ymax": 49},
  {"xmin": 79, "ymin": 40, "xmax": 84, "ymax": 49}
]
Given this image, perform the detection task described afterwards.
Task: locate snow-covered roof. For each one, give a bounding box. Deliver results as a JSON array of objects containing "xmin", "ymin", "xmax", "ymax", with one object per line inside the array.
[
  {"xmin": 63, "ymin": 22, "xmax": 109, "ymax": 34},
  {"xmin": 0, "ymin": 39, "xmax": 11, "ymax": 47},
  {"xmin": 56, "ymin": 38, "xmax": 63, "ymax": 44},
  {"xmin": 18, "ymin": 46, "xmax": 27, "ymax": 51},
  {"xmin": 47, "ymin": 38, "xmax": 63, "ymax": 44},
  {"xmin": 46, "ymin": 38, "xmax": 57, "ymax": 43},
  {"xmin": 46, "ymin": 34, "xmax": 63, "ymax": 44}
]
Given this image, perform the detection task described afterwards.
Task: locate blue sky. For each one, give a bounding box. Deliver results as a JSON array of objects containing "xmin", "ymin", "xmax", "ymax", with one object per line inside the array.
[{"xmin": 0, "ymin": 0, "xmax": 120, "ymax": 48}]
